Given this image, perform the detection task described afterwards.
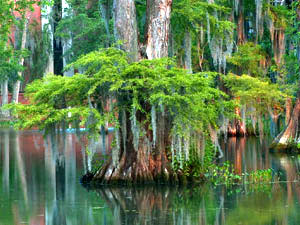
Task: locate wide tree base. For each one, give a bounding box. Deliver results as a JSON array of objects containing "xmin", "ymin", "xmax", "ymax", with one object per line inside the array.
[
  {"xmin": 80, "ymin": 156, "xmax": 205, "ymax": 186},
  {"xmin": 270, "ymin": 98, "xmax": 300, "ymax": 153}
]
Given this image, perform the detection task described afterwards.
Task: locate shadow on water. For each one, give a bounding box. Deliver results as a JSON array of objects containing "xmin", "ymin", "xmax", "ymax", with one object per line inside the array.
[{"xmin": 1, "ymin": 129, "xmax": 300, "ymax": 224}]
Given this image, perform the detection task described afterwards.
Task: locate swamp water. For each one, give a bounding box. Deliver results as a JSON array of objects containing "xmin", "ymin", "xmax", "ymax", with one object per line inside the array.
[{"xmin": 0, "ymin": 129, "xmax": 300, "ymax": 225}]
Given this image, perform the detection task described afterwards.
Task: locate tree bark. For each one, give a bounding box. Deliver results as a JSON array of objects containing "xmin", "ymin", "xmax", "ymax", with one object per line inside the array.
[
  {"xmin": 237, "ymin": 0, "xmax": 245, "ymax": 45},
  {"xmin": 62, "ymin": 0, "xmax": 74, "ymax": 77},
  {"xmin": 286, "ymin": 97, "xmax": 292, "ymax": 125},
  {"xmin": 99, "ymin": 0, "xmax": 111, "ymax": 47},
  {"xmin": 12, "ymin": 19, "xmax": 28, "ymax": 103},
  {"xmin": 270, "ymin": 98, "xmax": 300, "ymax": 151},
  {"xmin": 113, "ymin": 0, "xmax": 139, "ymax": 62},
  {"xmin": 183, "ymin": 29, "xmax": 192, "ymax": 73},
  {"xmin": 228, "ymin": 106, "xmax": 246, "ymax": 137},
  {"xmin": 41, "ymin": 4, "xmax": 54, "ymax": 75},
  {"xmin": 84, "ymin": 108, "xmax": 176, "ymax": 185},
  {"xmin": 145, "ymin": 0, "xmax": 172, "ymax": 59},
  {"xmin": 1, "ymin": 79, "xmax": 9, "ymax": 117}
]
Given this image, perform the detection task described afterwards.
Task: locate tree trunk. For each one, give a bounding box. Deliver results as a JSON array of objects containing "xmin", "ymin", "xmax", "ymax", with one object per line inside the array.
[
  {"xmin": 273, "ymin": 28, "xmax": 285, "ymax": 66},
  {"xmin": 99, "ymin": 0, "xmax": 111, "ymax": 47},
  {"xmin": 83, "ymin": 109, "xmax": 176, "ymax": 185},
  {"xmin": 228, "ymin": 106, "xmax": 246, "ymax": 137},
  {"xmin": 62, "ymin": 0, "xmax": 74, "ymax": 77},
  {"xmin": 270, "ymin": 98, "xmax": 300, "ymax": 151},
  {"xmin": 183, "ymin": 29, "xmax": 192, "ymax": 73},
  {"xmin": 12, "ymin": 19, "xmax": 28, "ymax": 103},
  {"xmin": 113, "ymin": 0, "xmax": 139, "ymax": 62},
  {"xmin": 41, "ymin": 4, "xmax": 54, "ymax": 75},
  {"xmin": 82, "ymin": 0, "xmax": 176, "ymax": 185},
  {"xmin": 1, "ymin": 79, "xmax": 9, "ymax": 117},
  {"xmin": 145, "ymin": 0, "xmax": 172, "ymax": 59},
  {"xmin": 197, "ymin": 34, "xmax": 204, "ymax": 72},
  {"xmin": 286, "ymin": 97, "xmax": 292, "ymax": 125},
  {"xmin": 237, "ymin": 0, "xmax": 245, "ymax": 45}
]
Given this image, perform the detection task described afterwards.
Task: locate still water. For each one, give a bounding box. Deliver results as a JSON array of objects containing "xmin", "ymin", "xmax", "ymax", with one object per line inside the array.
[{"xmin": 0, "ymin": 129, "xmax": 300, "ymax": 225}]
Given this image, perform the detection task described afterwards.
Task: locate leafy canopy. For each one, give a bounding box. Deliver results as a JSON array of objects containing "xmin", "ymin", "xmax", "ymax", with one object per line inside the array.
[{"xmin": 8, "ymin": 48, "xmax": 234, "ymax": 134}]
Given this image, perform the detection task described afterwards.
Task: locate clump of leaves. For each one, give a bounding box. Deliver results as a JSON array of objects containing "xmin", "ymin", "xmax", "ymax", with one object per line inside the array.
[
  {"xmin": 224, "ymin": 73, "xmax": 287, "ymax": 115},
  {"xmin": 227, "ymin": 42, "xmax": 266, "ymax": 77}
]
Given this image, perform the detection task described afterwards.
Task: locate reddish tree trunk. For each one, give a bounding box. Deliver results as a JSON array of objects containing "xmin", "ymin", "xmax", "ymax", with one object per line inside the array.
[
  {"xmin": 228, "ymin": 107, "xmax": 246, "ymax": 137},
  {"xmin": 286, "ymin": 97, "xmax": 292, "ymax": 125},
  {"xmin": 237, "ymin": 0, "xmax": 245, "ymax": 45}
]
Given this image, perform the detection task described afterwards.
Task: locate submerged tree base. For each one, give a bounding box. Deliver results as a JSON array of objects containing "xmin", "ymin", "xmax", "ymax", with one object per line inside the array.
[
  {"xmin": 269, "ymin": 98, "xmax": 300, "ymax": 153},
  {"xmin": 80, "ymin": 157, "xmax": 206, "ymax": 186}
]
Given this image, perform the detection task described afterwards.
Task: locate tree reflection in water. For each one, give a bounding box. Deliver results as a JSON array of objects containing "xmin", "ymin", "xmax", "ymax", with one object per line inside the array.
[{"xmin": 1, "ymin": 130, "xmax": 300, "ymax": 224}]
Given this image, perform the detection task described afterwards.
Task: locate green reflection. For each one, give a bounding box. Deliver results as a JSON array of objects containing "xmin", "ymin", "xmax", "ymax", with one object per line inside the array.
[{"xmin": 0, "ymin": 130, "xmax": 300, "ymax": 225}]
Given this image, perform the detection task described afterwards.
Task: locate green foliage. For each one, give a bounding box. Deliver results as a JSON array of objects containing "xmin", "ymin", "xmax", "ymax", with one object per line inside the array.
[
  {"xmin": 245, "ymin": 169, "xmax": 273, "ymax": 184},
  {"xmin": 0, "ymin": 120, "xmax": 16, "ymax": 128},
  {"xmin": 6, "ymin": 73, "xmax": 113, "ymax": 133},
  {"xmin": 224, "ymin": 73, "xmax": 287, "ymax": 114},
  {"xmin": 227, "ymin": 42, "xmax": 266, "ymax": 77},
  {"xmin": 172, "ymin": 139, "xmax": 273, "ymax": 186},
  {"xmin": 0, "ymin": 42, "xmax": 26, "ymax": 82},
  {"xmin": 55, "ymin": 0, "xmax": 113, "ymax": 62},
  {"xmin": 208, "ymin": 161, "xmax": 242, "ymax": 186},
  {"xmin": 0, "ymin": 0, "xmax": 37, "ymax": 82},
  {"xmin": 171, "ymin": 0, "xmax": 234, "ymax": 70},
  {"xmin": 29, "ymin": 27, "xmax": 52, "ymax": 81},
  {"xmin": 267, "ymin": 4, "xmax": 290, "ymax": 29},
  {"xmin": 8, "ymin": 48, "xmax": 234, "ymax": 136}
]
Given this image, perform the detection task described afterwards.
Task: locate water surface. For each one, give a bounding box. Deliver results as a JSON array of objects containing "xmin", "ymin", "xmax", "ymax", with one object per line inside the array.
[{"xmin": 1, "ymin": 129, "xmax": 300, "ymax": 225}]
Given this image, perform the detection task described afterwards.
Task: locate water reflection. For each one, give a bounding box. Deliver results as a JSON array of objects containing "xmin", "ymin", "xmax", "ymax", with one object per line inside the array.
[
  {"xmin": 0, "ymin": 129, "xmax": 113, "ymax": 225},
  {"xmin": 95, "ymin": 183, "xmax": 300, "ymax": 225},
  {"xmin": 1, "ymin": 130, "xmax": 300, "ymax": 224}
]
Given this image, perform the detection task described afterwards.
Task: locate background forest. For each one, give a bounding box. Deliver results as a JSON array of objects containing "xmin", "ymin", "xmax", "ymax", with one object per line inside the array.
[{"xmin": 0, "ymin": 0, "xmax": 300, "ymax": 184}]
